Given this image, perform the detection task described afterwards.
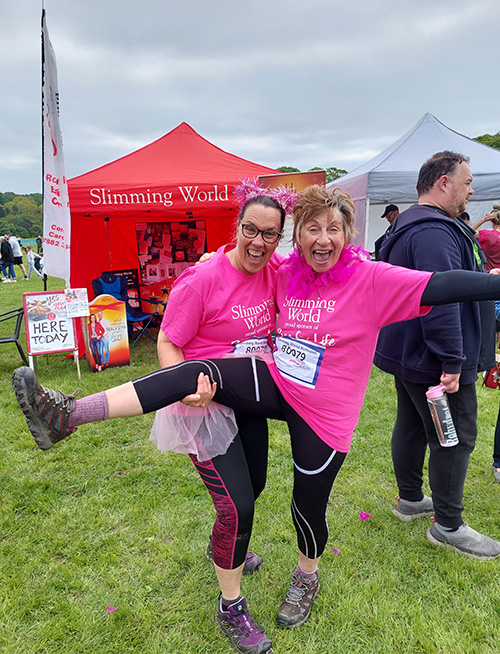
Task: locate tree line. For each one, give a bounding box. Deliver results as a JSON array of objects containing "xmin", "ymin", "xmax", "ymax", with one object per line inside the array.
[
  {"xmin": 1, "ymin": 132, "xmax": 498, "ymax": 237},
  {"xmin": 0, "ymin": 192, "xmax": 42, "ymax": 239}
]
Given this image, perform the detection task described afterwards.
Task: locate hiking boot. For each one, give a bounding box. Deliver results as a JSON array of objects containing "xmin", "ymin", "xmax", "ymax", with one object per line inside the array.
[
  {"xmin": 12, "ymin": 366, "xmax": 79, "ymax": 450},
  {"xmin": 393, "ymin": 495, "xmax": 434, "ymax": 521},
  {"xmin": 427, "ymin": 520, "xmax": 500, "ymax": 560},
  {"xmin": 206, "ymin": 537, "xmax": 263, "ymax": 576},
  {"xmin": 216, "ymin": 596, "xmax": 273, "ymax": 654},
  {"xmin": 277, "ymin": 569, "xmax": 320, "ymax": 628}
]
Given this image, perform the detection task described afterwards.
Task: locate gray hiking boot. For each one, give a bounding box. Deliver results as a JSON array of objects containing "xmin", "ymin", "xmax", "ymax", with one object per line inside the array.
[
  {"xmin": 427, "ymin": 521, "xmax": 500, "ymax": 560},
  {"xmin": 277, "ymin": 569, "xmax": 319, "ymax": 628},
  {"xmin": 12, "ymin": 366, "xmax": 78, "ymax": 450},
  {"xmin": 393, "ymin": 495, "xmax": 434, "ymax": 521}
]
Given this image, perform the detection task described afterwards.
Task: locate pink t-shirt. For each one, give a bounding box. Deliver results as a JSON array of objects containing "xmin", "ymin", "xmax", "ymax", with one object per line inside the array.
[
  {"xmin": 162, "ymin": 245, "xmax": 283, "ymax": 358},
  {"xmin": 477, "ymin": 229, "xmax": 500, "ymax": 271},
  {"xmin": 267, "ymin": 259, "xmax": 432, "ymax": 453}
]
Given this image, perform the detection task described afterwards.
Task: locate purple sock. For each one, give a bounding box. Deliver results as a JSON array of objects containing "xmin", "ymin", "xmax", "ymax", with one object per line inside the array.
[
  {"xmin": 296, "ymin": 563, "xmax": 317, "ymax": 579},
  {"xmin": 68, "ymin": 391, "xmax": 109, "ymax": 428}
]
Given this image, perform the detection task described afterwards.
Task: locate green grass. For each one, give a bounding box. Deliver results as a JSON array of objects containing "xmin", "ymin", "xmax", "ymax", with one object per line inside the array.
[{"xmin": 1, "ymin": 277, "xmax": 500, "ymax": 653}]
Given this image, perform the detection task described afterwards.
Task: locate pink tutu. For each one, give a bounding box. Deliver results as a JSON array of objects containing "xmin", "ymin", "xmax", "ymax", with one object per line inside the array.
[{"xmin": 150, "ymin": 401, "xmax": 238, "ymax": 461}]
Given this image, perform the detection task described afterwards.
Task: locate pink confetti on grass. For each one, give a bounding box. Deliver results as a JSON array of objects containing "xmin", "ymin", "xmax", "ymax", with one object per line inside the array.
[
  {"xmin": 113, "ymin": 469, "xmax": 128, "ymax": 476},
  {"xmin": 106, "ymin": 606, "xmax": 117, "ymax": 614},
  {"xmin": 331, "ymin": 548, "xmax": 340, "ymax": 555},
  {"xmin": 360, "ymin": 511, "xmax": 373, "ymax": 521}
]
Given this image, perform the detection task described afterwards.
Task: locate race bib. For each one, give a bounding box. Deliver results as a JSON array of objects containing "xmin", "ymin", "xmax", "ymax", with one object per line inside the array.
[
  {"xmin": 232, "ymin": 336, "xmax": 272, "ymax": 357},
  {"xmin": 273, "ymin": 336, "xmax": 325, "ymax": 388}
]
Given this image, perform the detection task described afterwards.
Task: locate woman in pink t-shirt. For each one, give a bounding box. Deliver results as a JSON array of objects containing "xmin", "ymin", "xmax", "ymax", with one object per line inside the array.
[
  {"xmin": 14, "ymin": 186, "xmax": 500, "ymax": 642},
  {"xmin": 473, "ymin": 204, "xmax": 500, "ymax": 271}
]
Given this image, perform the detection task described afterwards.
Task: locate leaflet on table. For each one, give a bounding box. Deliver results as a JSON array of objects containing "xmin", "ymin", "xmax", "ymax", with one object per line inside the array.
[
  {"xmin": 64, "ymin": 288, "xmax": 89, "ymax": 318},
  {"xmin": 273, "ymin": 335, "xmax": 325, "ymax": 389}
]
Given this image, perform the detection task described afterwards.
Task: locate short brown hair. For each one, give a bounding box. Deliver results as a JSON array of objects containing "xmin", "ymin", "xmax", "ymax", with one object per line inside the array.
[
  {"xmin": 293, "ymin": 185, "xmax": 356, "ymax": 247},
  {"xmin": 416, "ymin": 151, "xmax": 470, "ymax": 196}
]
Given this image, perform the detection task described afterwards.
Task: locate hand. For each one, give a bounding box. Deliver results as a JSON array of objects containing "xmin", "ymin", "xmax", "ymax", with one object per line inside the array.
[
  {"xmin": 440, "ymin": 372, "xmax": 460, "ymax": 394},
  {"xmin": 181, "ymin": 372, "xmax": 217, "ymax": 407},
  {"xmin": 490, "ymin": 268, "xmax": 500, "ymax": 275},
  {"xmin": 196, "ymin": 252, "xmax": 216, "ymax": 265}
]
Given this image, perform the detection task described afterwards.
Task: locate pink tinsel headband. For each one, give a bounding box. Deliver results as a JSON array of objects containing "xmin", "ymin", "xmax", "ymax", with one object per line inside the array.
[{"xmin": 233, "ymin": 178, "xmax": 299, "ymax": 216}]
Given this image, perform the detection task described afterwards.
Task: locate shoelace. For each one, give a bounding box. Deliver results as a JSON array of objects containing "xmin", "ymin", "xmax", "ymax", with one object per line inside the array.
[
  {"xmin": 40, "ymin": 385, "xmax": 80, "ymax": 411},
  {"xmin": 227, "ymin": 610, "xmax": 263, "ymax": 636},
  {"xmin": 285, "ymin": 574, "xmax": 310, "ymax": 606}
]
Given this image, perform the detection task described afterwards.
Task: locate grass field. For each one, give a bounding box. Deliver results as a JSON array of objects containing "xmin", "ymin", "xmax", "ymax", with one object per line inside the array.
[{"xmin": 1, "ymin": 276, "xmax": 500, "ymax": 653}]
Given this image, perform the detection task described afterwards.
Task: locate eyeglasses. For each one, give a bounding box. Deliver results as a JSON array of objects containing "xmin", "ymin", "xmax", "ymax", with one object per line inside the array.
[{"xmin": 240, "ymin": 223, "xmax": 282, "ymax": 244}]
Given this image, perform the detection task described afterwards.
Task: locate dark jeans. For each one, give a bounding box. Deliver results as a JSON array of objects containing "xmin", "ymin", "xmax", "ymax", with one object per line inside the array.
[
  {"xmin": 392, "ymin": 377, "xmax": 477, "ymax": 529},
  {"xmin": 1, "ymin": 262, "xmax": 15, "ymax": 279}
]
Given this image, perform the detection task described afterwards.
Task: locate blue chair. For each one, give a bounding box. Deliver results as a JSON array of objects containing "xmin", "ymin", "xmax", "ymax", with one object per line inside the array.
[{"xmin": 92, "ymin": 273, "xmax": 163, "ymax": 349}]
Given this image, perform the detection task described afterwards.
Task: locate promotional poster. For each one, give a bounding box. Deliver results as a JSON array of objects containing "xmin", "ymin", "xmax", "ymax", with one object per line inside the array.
[{"xmin": 82, "ymin": 295, "xmax": 130, "ymax": 372}]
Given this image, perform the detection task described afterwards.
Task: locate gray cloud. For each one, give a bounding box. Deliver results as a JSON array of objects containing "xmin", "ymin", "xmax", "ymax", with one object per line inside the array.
[{"xmin": 2, "ymin": 0, "xmax": 500, "ymax": 193}]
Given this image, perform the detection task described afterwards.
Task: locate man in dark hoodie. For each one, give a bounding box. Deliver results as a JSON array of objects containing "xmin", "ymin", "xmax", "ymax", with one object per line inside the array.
[{"xmin": 374, "ymin": 150, "xmax": 500, "ymax": 560}]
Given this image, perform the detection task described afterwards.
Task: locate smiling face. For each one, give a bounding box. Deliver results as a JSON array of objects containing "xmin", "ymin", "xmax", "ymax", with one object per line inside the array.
[
  {"xmin": 298, "ymin": 209, "xmax": 346, "ymax": 273},
  {"xmin": 228, "ymin": 204, "xmax": 282, "ymax": 275}
]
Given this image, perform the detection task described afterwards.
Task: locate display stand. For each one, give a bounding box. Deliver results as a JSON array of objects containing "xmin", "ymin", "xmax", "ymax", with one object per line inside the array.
[{"xmin": 23, "ymin": 291, "xmax": 87, "ymax": 380}]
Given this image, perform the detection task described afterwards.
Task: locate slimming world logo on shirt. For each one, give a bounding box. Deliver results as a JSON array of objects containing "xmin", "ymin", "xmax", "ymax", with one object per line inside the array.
[
  {"xmin": 231, "ymin": 298, "xmax": 275, "ymax": 330},
  {"xmin": 282, "ymin": 296, "xmax": 336, "ymax": 324}
]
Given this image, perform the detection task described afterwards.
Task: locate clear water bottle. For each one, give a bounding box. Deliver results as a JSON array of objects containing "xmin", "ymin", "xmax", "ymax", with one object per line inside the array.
[{"xmin": 426, "ymin": 384, "xmax": 459, "ymax": 447}]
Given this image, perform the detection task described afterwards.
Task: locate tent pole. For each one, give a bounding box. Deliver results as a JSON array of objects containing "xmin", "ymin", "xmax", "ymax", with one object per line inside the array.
[{"xmin": 364, "ymin": 197, "xmax": 370, "ymax": 251}]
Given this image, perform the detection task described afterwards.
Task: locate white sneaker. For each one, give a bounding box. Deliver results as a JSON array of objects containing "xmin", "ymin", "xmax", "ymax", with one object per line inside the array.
[
  {"xmin": 2, "ymin": 278, "xmax": 11, "ymax": 283},
  {"xmin": 11, "ymin": 279, "xmax": 17, "ymax": 283},
  {"xmin": 427, "ymin": 521, "xmax": 500, "ymax": 560}
]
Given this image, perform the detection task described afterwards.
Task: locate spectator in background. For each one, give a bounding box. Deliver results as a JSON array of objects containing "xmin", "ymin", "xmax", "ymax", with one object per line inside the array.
[
  {"xmin": 375, "ymin": 150, "xmax": 500, "ymax": 559},
  {"xmin": 374, "ymin": 204, "xmax": 399, "ymax": 260},
  {"xmin": 5, "ymin": 231, "xmax": 28, "ymax": 280},
  {"xmin": 1, "ymin": 236, "xmax": 16, "ymax": 282},
  {"xmin": 472, "ymin": 204, "xmax": 500, "ymax": 271},
  {"xmin": 24, "ymin": 246, "xmax": 43, "ymax": 279},
  {"xmin": 36, "ymin": 235, "xmax": 43, "ymax": 254},
  {"xmin": 471, "ymin": 204, "xmax": 500, "ymax": 481}
]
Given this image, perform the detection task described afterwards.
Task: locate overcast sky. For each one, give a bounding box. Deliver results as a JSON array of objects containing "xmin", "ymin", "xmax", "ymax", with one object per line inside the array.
[{"xmin": 2, "ymin": 0, "xmax": 500, "ymax": 194}]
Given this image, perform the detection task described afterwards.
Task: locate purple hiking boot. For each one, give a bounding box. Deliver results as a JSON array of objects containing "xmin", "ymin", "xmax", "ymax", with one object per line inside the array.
[{"xmin": 216, "ymin": 596, "xmax": 273, "ymax": 653}]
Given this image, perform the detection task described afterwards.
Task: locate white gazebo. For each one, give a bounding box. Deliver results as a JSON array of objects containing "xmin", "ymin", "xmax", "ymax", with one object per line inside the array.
[{"xmin": 330, "ymin": 113, "xmax": 500, "ymax": 251}]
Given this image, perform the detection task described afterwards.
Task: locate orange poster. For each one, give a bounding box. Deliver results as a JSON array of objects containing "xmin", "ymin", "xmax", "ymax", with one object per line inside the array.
[{"xmin": 82, "ymin": 294, "xmax": 130, "ymax": 372}]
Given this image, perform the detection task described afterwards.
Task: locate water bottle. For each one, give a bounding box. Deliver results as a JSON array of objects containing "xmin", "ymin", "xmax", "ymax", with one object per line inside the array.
[{"xmin": 426, "ymin": 384, "xmax": 459, "ymax": 447}]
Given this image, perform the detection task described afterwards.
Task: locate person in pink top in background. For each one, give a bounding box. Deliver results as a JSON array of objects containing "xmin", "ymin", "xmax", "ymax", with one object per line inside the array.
[
  {"xmin": 472, "ymin": 204, "xmax": 500, "ymax": 482},
  {"xmin": 13, "ymin": 185, "xmax": 500, "ymax": 648}
]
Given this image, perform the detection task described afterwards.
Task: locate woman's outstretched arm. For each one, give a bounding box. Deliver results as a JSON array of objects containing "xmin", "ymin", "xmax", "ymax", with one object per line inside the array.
[{"xmin": 421, "ymin": 269, "xmax": 500, "ymax": 306}]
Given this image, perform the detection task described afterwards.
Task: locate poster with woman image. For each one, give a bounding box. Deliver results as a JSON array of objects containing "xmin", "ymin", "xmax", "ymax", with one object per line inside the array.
[{"xmin": 82, "ymin": 295, "xmax": 130, "ymax": 372}]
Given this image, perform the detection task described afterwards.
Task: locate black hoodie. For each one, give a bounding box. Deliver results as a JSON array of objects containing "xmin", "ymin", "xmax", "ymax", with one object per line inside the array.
[{"xmin": 373, "ymin": 203, "xmax": 481, "ymax": 385}]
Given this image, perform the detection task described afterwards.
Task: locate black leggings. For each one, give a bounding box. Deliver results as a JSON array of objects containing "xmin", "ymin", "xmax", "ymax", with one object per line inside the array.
[
  {"xmin": 189, "ymin": 412, "xmax": 269, "ymax": 569},
  {"xmin": 134, "ymin": 358, "xmax": 347, "ymax": 565}
]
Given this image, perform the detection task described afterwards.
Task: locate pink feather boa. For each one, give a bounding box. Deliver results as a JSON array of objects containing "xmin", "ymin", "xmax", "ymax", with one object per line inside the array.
[{"xmin": 284, "ymin": 246, "xmax": 369, "ymax": 298}]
